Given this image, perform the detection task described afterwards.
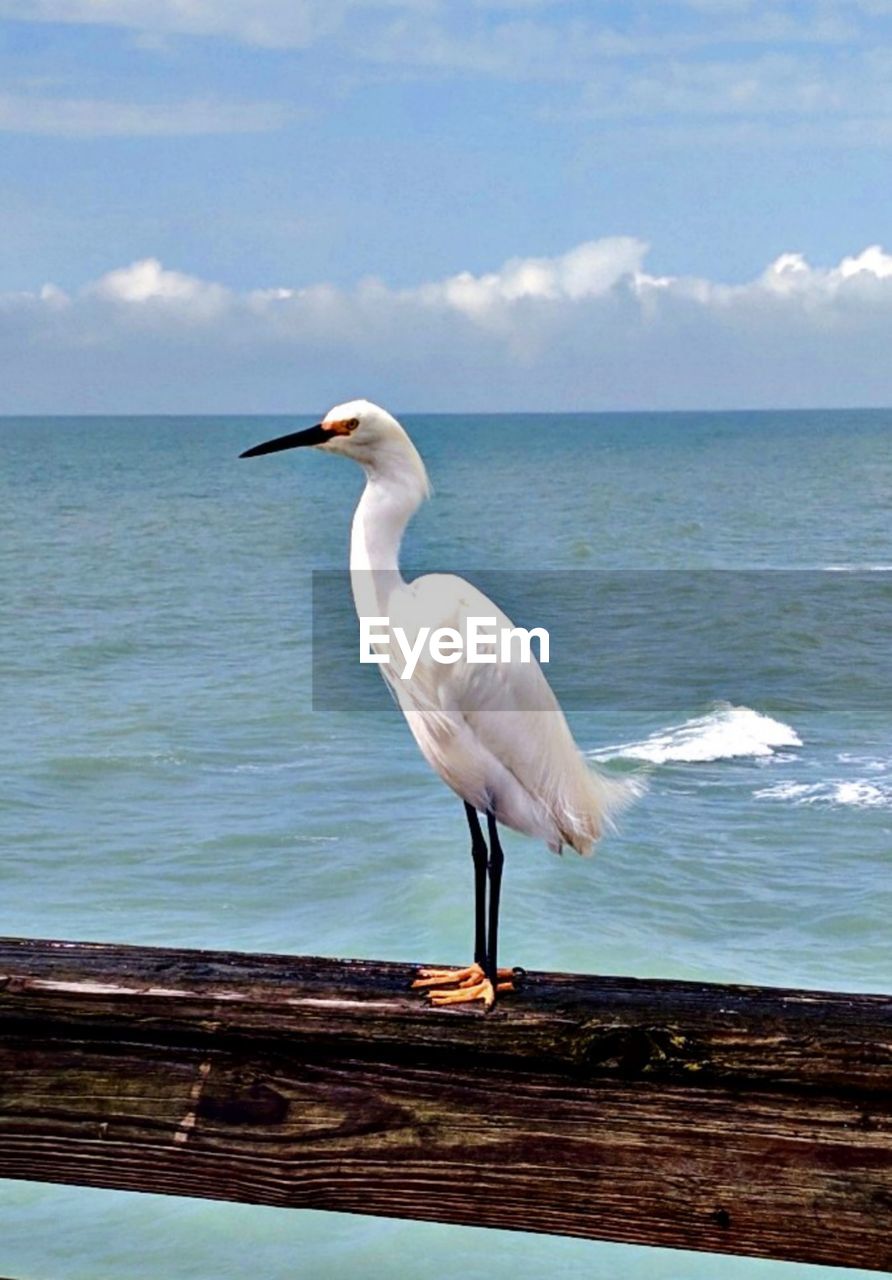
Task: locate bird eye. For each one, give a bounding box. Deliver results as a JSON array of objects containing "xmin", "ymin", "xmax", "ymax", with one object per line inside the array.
[{"xmin": 347, "ymin": 418, "xmax": 359, "ymax": 430}]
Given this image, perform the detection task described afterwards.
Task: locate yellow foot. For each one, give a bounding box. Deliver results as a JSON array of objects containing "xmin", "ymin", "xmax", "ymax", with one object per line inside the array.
[
  {"xmin": 411, "ymin": 962, "xmax": 517, "ymax": 1008},
  {"xmin": 429, "ymin": 976, "xmax": 497, "ymax": 1008}
]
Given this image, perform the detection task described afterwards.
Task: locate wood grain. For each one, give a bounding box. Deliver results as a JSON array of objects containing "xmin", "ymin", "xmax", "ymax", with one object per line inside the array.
[{"xmin": 1, "ymin": 937, "xmax": 890, "ymax": 1270}]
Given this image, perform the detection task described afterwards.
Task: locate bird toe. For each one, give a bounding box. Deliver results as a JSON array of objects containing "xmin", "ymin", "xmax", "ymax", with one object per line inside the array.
[
  {"xmin": 428, "ymin": 977, "xmax": 496, "ymax": 1009},
  {"xmin": 411, "ymin": 963, "xmax": 482, "ymax": 989}
]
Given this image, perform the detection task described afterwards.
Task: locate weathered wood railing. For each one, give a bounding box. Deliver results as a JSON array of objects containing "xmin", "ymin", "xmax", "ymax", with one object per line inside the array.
[{"xmin": 0, "ymin": 937, "xmax": 890, "ymax": 1270}]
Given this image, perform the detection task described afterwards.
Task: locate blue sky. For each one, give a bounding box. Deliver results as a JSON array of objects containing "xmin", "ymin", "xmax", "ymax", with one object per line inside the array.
[{"xmin": 3, "ymin": 0, "xmax": 892, "ymax": 411}]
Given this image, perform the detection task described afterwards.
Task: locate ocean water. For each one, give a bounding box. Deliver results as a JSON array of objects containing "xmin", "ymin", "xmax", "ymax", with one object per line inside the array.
[{"xmin": 1, "ymin": 409, "xmax": 890, "ymax": 1280}]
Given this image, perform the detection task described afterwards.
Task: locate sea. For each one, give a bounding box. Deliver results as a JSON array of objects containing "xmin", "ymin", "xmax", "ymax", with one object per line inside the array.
[{"xmin": 1, "ymin": 410, "xmax": 890, "ymax": 1280}]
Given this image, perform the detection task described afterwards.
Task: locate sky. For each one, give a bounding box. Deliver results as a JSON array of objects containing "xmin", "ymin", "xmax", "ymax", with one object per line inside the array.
[{"xmin": 2, "ymin": 0, "xmax": 892, "ymax": 411}]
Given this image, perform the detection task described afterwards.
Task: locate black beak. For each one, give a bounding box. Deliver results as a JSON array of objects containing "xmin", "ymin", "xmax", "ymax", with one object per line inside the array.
[{"xmin": 239, "ymin": 423, "xmax": 330, "ymax": 458}]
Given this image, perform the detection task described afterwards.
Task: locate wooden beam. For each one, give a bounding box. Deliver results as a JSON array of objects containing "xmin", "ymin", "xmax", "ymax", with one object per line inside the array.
[{"xmin": 1, "ymin": 937, "xmax": 890, "ymax": 1270}]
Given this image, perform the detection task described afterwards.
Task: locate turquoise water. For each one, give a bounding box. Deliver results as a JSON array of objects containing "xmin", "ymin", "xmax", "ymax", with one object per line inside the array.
[{"xmin": 1, "ymin": 410, "xmax": 890, "ymax": 1279}]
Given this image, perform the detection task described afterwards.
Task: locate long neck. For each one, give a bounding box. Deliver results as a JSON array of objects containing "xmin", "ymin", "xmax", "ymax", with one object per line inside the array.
[{"xmin": 350, "ymin": 470, "xmax": 424, "ymax": 616}]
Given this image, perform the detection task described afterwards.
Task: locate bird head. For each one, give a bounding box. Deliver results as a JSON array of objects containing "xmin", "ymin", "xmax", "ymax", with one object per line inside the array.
[{"xmin": 240, "ymin": 399, "xmax": 430, "ymax": 493}]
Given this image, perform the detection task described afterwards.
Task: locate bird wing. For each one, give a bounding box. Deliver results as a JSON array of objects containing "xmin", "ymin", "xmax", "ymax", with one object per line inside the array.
[{"xmin": 384, "ymin": 574, "xmax": 634, "ymax": 852}]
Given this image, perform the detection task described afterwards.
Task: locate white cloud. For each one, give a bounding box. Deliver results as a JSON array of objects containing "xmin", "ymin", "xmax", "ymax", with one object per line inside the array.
[
  {"xmin": 544, "ymin": 46, "xmax": 892, "ymax": 128},
  {"xmin": 90, "ymin": 259, "xmax": 232, "ymax": 318},
  {"xmin": 413, "ymin": 238, "xmax": 648, "ymax": 318},
  {"xmin": 0, "ymin": 0, "xmax": 348, "ymax": 48},
  {"xmin": 5, "ymin": 238, "xmax": 892, "ymax": 411},
  {"xmin": 0, "ymin": 91, "xmax": 289, "ymax": 136},
  {"xmin": 0, "ymin": 0, "xmax": 872, "ymax": 63},
  {"xmin": 3, "ymin": 0, "xmax": 892, "ymax": 151},
  {"xmin": 757, "ymin": 244, "xmax": 892, "ymax": 296}
]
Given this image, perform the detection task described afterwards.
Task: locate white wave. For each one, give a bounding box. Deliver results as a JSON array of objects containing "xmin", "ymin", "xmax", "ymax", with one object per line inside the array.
[
  {"xmin": 223, "ymin": 759, "xmax": 310, "ymax": 775},
  {"xmin": 755, "ymin": 779, "xmax": 892, "ymax": 809},
  {"xmin": 837, "ymin": 753, "xmax": 888, "ymax": 772},
  {"xmin": 823, "ymin": 564, "xmax": 892, "ymax": 572},
  {"xmin": 592, "ymin": 703, "xmax": 802, "ymax": 765}
]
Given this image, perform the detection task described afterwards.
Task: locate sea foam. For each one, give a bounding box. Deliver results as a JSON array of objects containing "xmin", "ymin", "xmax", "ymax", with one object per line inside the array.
[
  {"xmin": 755, "ymin": 779, "xmax": 892, "ymax": 810},
  {"xmin": 592, "ymin": 703, "xmax": 802, "ymax": 765}
]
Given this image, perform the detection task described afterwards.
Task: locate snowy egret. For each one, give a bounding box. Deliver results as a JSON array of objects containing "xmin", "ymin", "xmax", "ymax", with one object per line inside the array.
[{"xmin": 241, "ymin": 401, "xmax": 634, "ymax": 1008}]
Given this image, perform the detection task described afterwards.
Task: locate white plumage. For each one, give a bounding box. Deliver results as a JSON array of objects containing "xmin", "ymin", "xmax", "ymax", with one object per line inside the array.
[
  {"xmin": 241, "ymin": 399, "xmax": 636, "ymax": 1007},
  {"xmin": 340, "ymin": 399, "xmax": 632, "ymax": 853},
  {"xmin": 382, "ymin": 572, "xmax": 628, "ymax": 854}
]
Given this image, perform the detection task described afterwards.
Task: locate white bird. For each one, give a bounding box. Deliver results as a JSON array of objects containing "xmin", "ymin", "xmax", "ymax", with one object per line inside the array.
[{"xmin": 241, "ymin": 400, "xmax": 635, "ymax": 1009}]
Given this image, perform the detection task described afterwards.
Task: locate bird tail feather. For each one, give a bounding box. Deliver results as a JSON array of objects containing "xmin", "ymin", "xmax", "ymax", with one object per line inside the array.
[{"xmin": 550, "ymin": 758, "xmax": 644, "ymax": 856}]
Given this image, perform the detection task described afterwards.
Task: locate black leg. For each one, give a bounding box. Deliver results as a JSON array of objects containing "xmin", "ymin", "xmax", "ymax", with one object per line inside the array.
[
  {"xmin": 465, "ymin": 802, "xmax": 488, "ymax": 968},
  {"xmin": 485, "ymin": 811, "xmax": 505, "ymax": 987}
]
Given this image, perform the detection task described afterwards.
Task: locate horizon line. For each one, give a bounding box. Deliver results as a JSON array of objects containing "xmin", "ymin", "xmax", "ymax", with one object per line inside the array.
[{"xmin": 1, "ymin": 404, "xmax": 891, "ymax": 420}]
